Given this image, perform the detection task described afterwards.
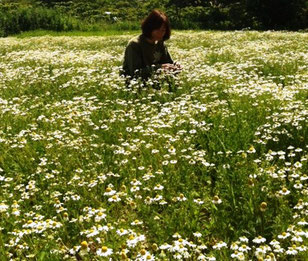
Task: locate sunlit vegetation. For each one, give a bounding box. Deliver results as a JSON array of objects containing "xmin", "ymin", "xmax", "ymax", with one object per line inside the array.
[{"xmin": 0, "ymin": 31, "xmax": 307, "ymax": 260}]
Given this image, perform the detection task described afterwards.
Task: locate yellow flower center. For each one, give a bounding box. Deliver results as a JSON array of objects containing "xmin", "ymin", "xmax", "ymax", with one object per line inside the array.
[
  {"xmin": 152, "ymin": 243, "xmax": 158, "ymax": 251},
  {"xmin": 81, "ymin": 241, "xmax": 88, "ymax": 248}
]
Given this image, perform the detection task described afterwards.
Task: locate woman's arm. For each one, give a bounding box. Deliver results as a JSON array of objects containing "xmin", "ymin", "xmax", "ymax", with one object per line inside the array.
[
  {"xmin": 123, "ymin": 42, "xmax": 159, "ymax": 79},
  {"xmin": 160, "ymin": 44, "xmax": 174, "ymax": 64},
  {"xmin": 123, "ymin": 42, "xmax": 143, "ymax": 77}
]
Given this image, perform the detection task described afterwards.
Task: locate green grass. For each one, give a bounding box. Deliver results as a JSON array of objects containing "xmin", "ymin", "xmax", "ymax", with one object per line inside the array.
[
  {"xmin": 0, "ymin": 31, "xmax": 307, "ymax": 260},
  {"xmin": 13, "ymin": 29, "xmax": 139, "ymax": 38}
]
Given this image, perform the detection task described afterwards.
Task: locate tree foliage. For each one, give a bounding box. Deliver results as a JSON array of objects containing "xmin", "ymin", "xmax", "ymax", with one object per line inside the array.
[{"xmin": 0, "ymin": 0, "xmax": 307, "ymax": 36}]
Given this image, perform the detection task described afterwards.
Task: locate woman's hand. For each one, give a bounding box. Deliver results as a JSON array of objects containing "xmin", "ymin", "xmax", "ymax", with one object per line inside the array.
[{"xmin": 161, "ymin": 62, "xmax": 182, "ymax": 73}]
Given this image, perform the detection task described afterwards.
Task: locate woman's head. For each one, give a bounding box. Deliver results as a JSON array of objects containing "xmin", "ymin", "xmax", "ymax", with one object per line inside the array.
[{"xmin": 141, "ymin": 10, "xmax": 171, "ymax": 42}]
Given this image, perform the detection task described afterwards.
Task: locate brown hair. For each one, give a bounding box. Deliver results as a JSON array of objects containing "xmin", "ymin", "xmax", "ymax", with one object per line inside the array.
[{"xmin": 141, "ymin": 10, "xmax": 171, "ymax": 41}]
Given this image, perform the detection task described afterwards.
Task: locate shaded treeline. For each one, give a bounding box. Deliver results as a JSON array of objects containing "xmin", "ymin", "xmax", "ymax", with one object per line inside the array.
[{"xmin": 1, "ymin": 0, "xmax": 307, "ymax": 36}]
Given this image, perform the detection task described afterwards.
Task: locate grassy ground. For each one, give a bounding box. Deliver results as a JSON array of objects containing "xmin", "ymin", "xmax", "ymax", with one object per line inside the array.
[
  {"xmin": 0, "ymin": 31, "xmax": 307, "ymax": 260},
  {"xmin": 13, "ymin": 29, "xmax": 139, "ymax": 38}
]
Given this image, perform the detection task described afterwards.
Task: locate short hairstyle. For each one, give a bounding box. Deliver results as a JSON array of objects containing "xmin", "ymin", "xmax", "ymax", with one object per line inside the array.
[{"xmin": 141, "ymin": 10, "xmax": 171, "ymax": 41}]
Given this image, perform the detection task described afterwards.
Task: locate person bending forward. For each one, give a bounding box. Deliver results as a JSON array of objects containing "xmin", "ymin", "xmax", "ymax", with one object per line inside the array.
[{"xmin": 122, "ymin": 9, "xmax": 180, "ymax": 84}]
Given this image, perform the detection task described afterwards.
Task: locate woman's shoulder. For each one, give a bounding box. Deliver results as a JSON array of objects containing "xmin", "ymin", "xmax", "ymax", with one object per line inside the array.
[{"xmin": 127, "ymin": 35, "xmax": 143, "ymax": 47}]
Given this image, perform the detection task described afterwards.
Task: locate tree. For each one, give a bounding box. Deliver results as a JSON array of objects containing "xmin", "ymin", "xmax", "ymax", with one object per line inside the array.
[
  {"xmin": 246, "ymin": 0, "xmax": 308, "ymax": 29},
  {"xmin": 167, "ymin": 0, "xmax": 210, "ymax": 8}
]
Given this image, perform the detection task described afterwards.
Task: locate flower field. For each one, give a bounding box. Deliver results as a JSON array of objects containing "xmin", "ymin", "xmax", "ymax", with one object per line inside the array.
[{"xmin": 0, "ymin": 31, "xmax": 307, "ymax": 260}]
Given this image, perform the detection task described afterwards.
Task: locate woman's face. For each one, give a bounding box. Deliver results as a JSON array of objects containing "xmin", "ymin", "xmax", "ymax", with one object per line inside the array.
[{"xmin": 151, "ymin": 24, "xmax": 166, "ymax": 42}]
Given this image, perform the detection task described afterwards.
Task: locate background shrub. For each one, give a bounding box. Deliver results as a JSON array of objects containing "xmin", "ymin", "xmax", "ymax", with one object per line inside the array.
[{"xmin": 0, "ymin": 0, "xmax": 307, "ymax": 36}]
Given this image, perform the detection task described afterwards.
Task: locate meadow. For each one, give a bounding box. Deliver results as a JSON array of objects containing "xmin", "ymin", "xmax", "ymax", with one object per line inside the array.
[{"xmin": 0, "ymin": 31, "xmax": 307, "ymax": 260}]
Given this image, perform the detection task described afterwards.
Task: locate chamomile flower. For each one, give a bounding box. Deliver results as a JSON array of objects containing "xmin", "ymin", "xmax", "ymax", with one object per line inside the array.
[
  {"xmin": 278, "ymin": 187, "xmax": 290, "ymax": 196},
  {"xmin": 277, "ymin": 232, "xmax": 290, "ymax": 239},
  {"xmin": 131, "ymin": 219, "xmax": 143, "ymax": 226},
  {"xmin": 0, "ymin": 203, "xmax": 9, "ymax": 213},
  {"xmin": 247, "ymin": 145, "xmax": 256, "ymax": 153},
  {"xmin": 130, "ymin": 179, "xmax": 142, "ymax": 186},
  {"xmin": 116, "ymin": 228, "xmax": 129, "ymax": 236},
  {"xmin": 176, "ymin": 193, "xmax": 187, "ymax": 201},
  {"xmin": 130, "ymin": 186, "xmax": 140, "ymax": 192},
  {"xmin": 153, "ymin": 184, "xmax": 164, "ymax": 190},
  {"xmin": 291, "ymin": 235, "xmax": 303, "ymax": 242},
  {"xmin": 230, "ymin": 242, "xmax": 239, "ymax": 250},
  {"xmin": 252, "ymin": 236, "xmax": 266, "ymax": 244},
  {"xmin": 212, "ymin": 195, "xmax": 222, "ymax": 204},
  {"xmin": 286, "ymin": 245, "xmax": 298, "ymax": 255},
  {"xmin": 94, "ymin": 211, "xmax": 106, "ymax": 222},
  {"xmin": 255, "ymin": 245, "xmax": 271, "ymax": 258},
  {"xmin": 160, "ymin": 243, "xmax": 171, "ymax": 250},
  {"xmin": 136, "ymin": 251, "xmax": 155, "ymax": 261},
  {"xmin": 269, "ymin": 239, "xmax": 280, "ymax": 246},
  {"xmin": 296, "ymin": 245, "xmax": 307, "ymax": 252},
  {"xmin": 212, "ymin": 241, "xmax": 227, "ymax": 250},
  {"xmin": 231, "ymin": 251, "xmax": 245, "ymax": 260},
  {"xmin": 104, "ymin": 187, "xmax": 116, "ymax": 196},
  {"xmin": 108, "ymin": 194, "xmax": 121, "ymax": 202},
  {"xmin": 238, "ymin": 244, "xmax": 251, "ymax": 252},
  {"xmin": 80, "ymin": 241, "xmax": 89, "ymax": 253},
  {"xmin": 297, "ymin": 218, "xmax": 308, "ymax": 226},
  {"xmin": 193, "ymin": 232, "xmax": 202, "ymax": 238},
  {"xmin": 239, "ymin": 236, "xmax": 249, "ymax": 243},
  {"xmin": 96, "ymin": 246, "xmax": 113, "ymax": 257},
  {"xmin": 193, "ymin": 198, "xmax": 204, "ymax": 205}
]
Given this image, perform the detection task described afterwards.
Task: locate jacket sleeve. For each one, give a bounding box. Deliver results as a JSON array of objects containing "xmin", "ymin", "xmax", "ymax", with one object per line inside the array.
[
  {"xmin": 123, "ymin": 42, "xmax": 159, "ymax": 79},
  {"xmin": 123, "ymin": 42, "xmax": 143, "ymax": 77},
  {"xmin": 160, "ymin": 44, "xmax": 174, "ymax": 64}
]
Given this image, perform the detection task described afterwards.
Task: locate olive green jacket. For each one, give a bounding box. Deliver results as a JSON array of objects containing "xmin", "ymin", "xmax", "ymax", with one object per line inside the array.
[{"xmin": 122, "ymin": 34, "xmax": 173, "ymax": 79}]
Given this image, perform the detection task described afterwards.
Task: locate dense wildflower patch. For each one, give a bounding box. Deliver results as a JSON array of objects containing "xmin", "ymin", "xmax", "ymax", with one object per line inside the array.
[{"xmin": 0, "ymin": 31, "xmax": 307, "ymax": 260}]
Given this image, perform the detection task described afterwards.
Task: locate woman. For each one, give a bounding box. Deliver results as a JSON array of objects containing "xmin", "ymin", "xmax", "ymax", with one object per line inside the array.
[{"xmin": 122, "ymin": 9, "xmax": 180, "ymax": 83}]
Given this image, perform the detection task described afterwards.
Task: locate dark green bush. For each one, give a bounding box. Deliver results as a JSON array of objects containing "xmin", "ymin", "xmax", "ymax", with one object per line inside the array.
[
  {"xmin": 0, "ymin": 3, "xmax": 83, "ymax": 36},
  {"xmin": 0, "ymin": 0, "xmax": 307, "ymax": 36}
]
